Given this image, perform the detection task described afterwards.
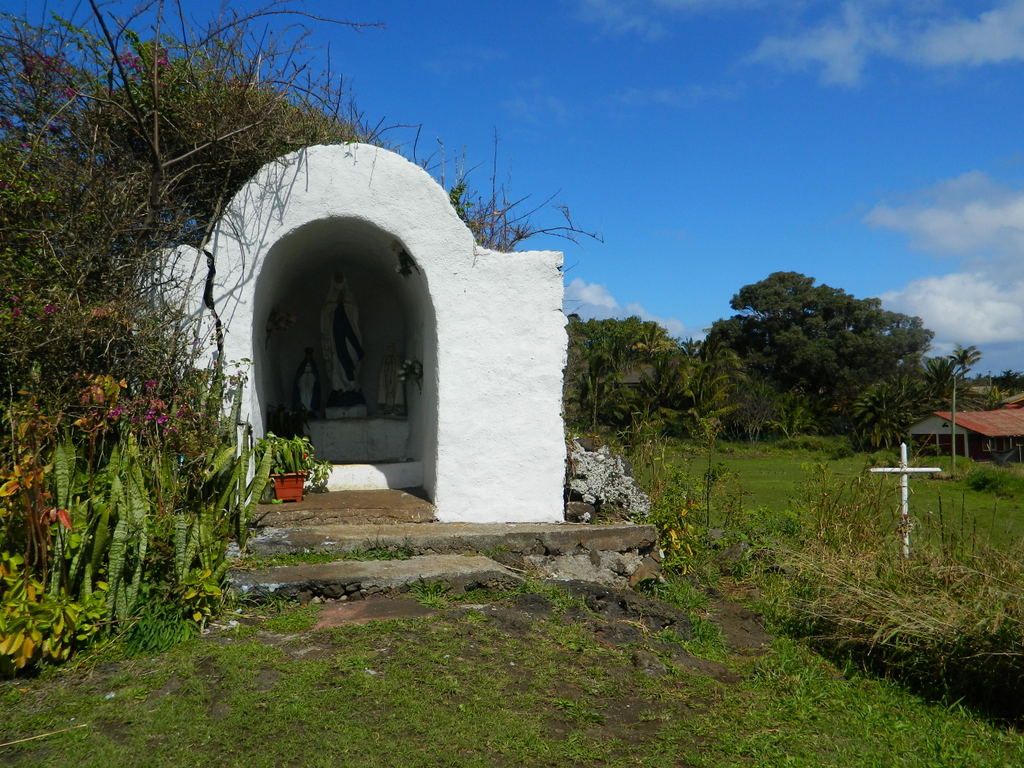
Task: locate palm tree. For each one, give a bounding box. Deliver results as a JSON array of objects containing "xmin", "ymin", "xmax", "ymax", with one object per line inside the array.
[
  {"xmin": 638, "ymin": 352, "xmax": 692, "ymax": 423},
  {"xmin": 922, "ymin": 356, "xmax": 957, "ymax": 406},
  {"xmin": 949, "ymin": 344, "xmax": 982, "ymax": 378},
  {"xmin": 577, "ymin": 346, "xmax": 620, "ymax": 430},
  {"xmin": 851, "ymin": 377, "xmax": 921, "ymax": 449}
]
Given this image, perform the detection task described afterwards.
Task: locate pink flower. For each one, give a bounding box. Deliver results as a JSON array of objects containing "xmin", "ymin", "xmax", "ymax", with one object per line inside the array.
[
  {"xmin": 11, "ymin": 308, "xmax": 21, "ymax": 317},
  {"xmin": 43, "ymin": 304, "xmax": 56, "ymax": 316}
]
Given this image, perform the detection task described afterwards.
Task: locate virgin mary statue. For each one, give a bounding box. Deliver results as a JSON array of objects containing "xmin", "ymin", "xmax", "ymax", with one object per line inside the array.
[{"xmin": 321, "ymin": 271, "xmax": 366, "ymax": 409}]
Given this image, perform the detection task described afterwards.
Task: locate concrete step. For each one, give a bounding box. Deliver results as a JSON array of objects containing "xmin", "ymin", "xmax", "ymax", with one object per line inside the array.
[
  {"xmin": 253, "ymin": 489, "xmax": 435, "ymax": 527},
  {"xmin": 326, "ymin": 461, "xmax": 423, "ymax": 491},
  {"xmin": 247, "ymin": 521, "xmax": 657, "ymax": 558},
  {"xmin": 227, "ymin": 554, "xmax": 523, "ymax": 601}
]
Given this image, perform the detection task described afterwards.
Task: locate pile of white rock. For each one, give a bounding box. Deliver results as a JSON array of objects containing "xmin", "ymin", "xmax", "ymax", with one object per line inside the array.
[{"xmin": 565, "ymin": 439, "xmax": 651, "ymax": 523}]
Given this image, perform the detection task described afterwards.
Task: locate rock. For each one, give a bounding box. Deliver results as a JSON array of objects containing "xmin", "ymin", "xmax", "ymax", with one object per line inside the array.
[
  {"xmin": 706, "ymin": 528, "xmax": 726, "ymax": 546},
  {"xmin": 656, "ymin": 644, "xmax": 741, "ymax": 683},
  {"xmin": 631, "ymin": 649, "xmax": 667, "ymax": 677},
  {"xmin": 526, "ymin": 552, "xmax": 642, "ymax": 586},
  {"xmin": 718, "ymin": 541, "xmax": 750, "ymax": 564},
  {"xmin": 565, "ymin": 439, "xmax": 651, "ymax": 521},
  {"xmin": 564, "ymin": 501, "xmax": 595, "ymax": 523},
  {"xmin": 559, "ymin": 580, "xmax": 692, "ymax": 637},
  {"xmin": 627, "ymin": 555, "xmax": 664, "ymax": 587}
]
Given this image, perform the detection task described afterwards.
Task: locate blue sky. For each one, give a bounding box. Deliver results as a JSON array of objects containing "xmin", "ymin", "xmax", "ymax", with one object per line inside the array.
[{"xmin": 8, "ymin": 1, "xmax": 1024, "ymax": 374}]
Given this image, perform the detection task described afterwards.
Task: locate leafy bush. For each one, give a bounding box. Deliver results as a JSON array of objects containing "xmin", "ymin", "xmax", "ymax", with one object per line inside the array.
[
  {"xmin": 962, "ymin": 467, "xmax": 1024, "ymax": 498},
  {"xmin": 646, "ymin": 468, "xmax": 699, "ymax": 574},
  {"xmin": 0, "ymin": 552, "xmax": 105, "ymax": 674},
  {"xmin": 776, "ymin": 435, "xmax": 834, "ymax": 453},
  {"xmin": 1, "ymin": 371, "xmax": 270, "ymax": 673}
]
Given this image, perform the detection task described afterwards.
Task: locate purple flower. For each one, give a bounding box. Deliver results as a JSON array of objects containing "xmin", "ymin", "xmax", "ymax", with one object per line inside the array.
[
  {"xmin": 156, "ymin": 413, "xmax": 168, "ymax": 425},
  {"xmin": 144, "ymin": 379, "xmax": 157, "ymax": 391},
  {"xmin": 11, "ymin": 308, "xmax": 21, "ymax": 317},
  {"xmin": 43, "ymin": 304, "xmax": 56, "ymax": 316},
  {"xmin": 118, "ymin": 52, "xmax": 141, "ymax": 70}
]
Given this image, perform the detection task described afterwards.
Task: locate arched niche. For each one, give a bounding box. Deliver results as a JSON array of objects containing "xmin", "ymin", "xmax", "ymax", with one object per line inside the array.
[{"xmin": 252, "ymin": 218, "xmax": 434, "ymax": 484}]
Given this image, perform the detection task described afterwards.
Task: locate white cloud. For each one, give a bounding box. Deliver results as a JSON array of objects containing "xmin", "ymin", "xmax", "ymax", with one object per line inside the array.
[
  {"xmin": 752, "ymin": 3, "xmax": 895, "ymax": 86},
  {"xmin": 913, "ymin": 0, "xmax": 1024, "ymax": 66},
  {"xmin": 575, "ymin": 0, "xmax": 773, "ymax": 39},
  {"xmin": 575, "ymin": 0, "xmax": 667, "ymax": 39},
  {"xmin": 753, "ymin": 1, "xmax": 1024, "ymax": 86},
  {"xmin": 613, "ymin": 83, "xmax": 741, "ymax": 107},
  {"xmin": 882, "ymin": 272, "xmax": 1024, "ymax": 345},
  {"xmin": 566, "ymin": 277, "xmax": 619, "ymax": 312},
  {"xmin": 564, "ymin": 277, "xmax": 698, "ymax": 339},
  {"xmin": 865, "ymin": 172, "xmax": 1024, "ymax": 255},
  {"xmin": 500, "ymin": 94, "xmax": 571, "ymax": 126},
  {"xmin": 869, "ymin": 172, "xmax": 1024, "ymax": 365}
]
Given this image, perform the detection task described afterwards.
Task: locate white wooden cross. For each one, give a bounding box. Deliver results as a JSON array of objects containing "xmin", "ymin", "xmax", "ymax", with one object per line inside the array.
[{"xmin": 869, "ymin": 442, "xmax": 941, "ymax": 558}]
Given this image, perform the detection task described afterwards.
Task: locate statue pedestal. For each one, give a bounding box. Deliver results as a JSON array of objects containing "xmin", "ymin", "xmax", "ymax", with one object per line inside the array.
[
  {"xmin": 307, "ymin": 417, "xmax": 409, "ymax": 463},
  {"xmin": 325, "ymin": 404, "xmax": 367, "ymax": 419}
]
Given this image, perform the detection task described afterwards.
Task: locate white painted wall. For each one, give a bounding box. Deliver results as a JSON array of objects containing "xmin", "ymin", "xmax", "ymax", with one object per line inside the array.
[{"xmin": 199, "ymin": 144, "xmax": 567, "ymax": 523}]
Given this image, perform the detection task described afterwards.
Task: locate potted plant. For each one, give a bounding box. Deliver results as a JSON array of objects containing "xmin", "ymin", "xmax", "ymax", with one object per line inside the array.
[{"xmin": 255, "ymin": 433, "xmax": 330, "ymax": 502}]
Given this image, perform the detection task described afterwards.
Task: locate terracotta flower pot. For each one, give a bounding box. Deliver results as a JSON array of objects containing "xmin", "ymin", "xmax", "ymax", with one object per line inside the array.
[{"xmin": 271, "ymin": 472, "xmax": 307, "ymax": 503}]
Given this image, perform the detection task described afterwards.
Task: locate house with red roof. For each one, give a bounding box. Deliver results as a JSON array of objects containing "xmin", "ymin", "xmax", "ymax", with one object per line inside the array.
[{"xmin": 909, "ymin": 410, "xmax": 1024, "ymax": 463}]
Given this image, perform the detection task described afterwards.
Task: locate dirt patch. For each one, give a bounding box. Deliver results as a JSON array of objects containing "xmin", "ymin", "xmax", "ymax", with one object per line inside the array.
[
  {"xmin": 253, "ymin": 669, "xmax": 282, "ymax": 691},
  {"xmin": 598, "ymin": 696, "xmax": 671, "ymax": 740},
  {"xmin": 314, "ymin": 597, "xmax": 435, "ymax": 628},
  {"xmin": 712, "ymin": 600, "xmax": 771, "ymax": 655},
  {"xmin": 195, "ymin": 656, "xmax": 231, "ymax": 720}
]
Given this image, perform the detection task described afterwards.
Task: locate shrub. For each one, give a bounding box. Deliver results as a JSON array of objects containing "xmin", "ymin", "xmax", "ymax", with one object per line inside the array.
[
  {"xmin": 776, "ymin": 435, "xmax": 834, "ymax": 453},
  {"xmin": 1, "ymin": 371, "xmax": 270, "ymax": 674},
  {"xmin": 962, "ymin": 467, "xmax": 1024, "ymax": 498}
]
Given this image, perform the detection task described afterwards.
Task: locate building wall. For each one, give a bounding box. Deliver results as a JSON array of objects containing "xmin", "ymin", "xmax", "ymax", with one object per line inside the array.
[{"xmin": 196, "ymin": 144, "xmax": 567, "ymax": 524}]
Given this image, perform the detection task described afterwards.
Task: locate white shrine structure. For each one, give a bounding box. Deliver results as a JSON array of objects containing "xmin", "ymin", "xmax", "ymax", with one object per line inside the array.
[{"xmin": 182, "ymin": 144, "xmax": 568, "ymax": 524}]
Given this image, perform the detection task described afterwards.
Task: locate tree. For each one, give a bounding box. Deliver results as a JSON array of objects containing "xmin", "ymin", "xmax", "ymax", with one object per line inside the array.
[
  {"xmin": 949, "ymin": 344, "xmax": 982, "ymax": 378},
  {"xmin": 728, "ymin": 377, "xmax": 779, "ymax": 443},
  {"xmin": 851, "ymin": 376, "xmax": 922, "ymax": 449},
  {"xmin": 707, "ymin": 272, "xmax": 933, "ymax": 410},
  {"xmin": 0, "ymin": 2, "xmax": 375, "ymax": 406},
  {"xmin": 922, "ymin": 356, "xmax": 958, "ymax": 406},
  {"xmin": 564, "ymin": 316, "xmax": 678, "ymax": 425}
]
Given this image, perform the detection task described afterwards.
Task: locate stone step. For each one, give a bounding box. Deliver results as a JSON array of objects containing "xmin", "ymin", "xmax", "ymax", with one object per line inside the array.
[
  {"xmin": 253, "ymin": 489, "xmax": 435, "ymax": 528},
  {"xmin": 241, "ymin": 521, "xmax": 662, "ymax": 589},
  {"xmin": 247, "ymin": 521, "xmax": 657, "ymax": 558},
  {"xmin": 227, "ymin": 554, "xmax": 523, "ymax": 601}
]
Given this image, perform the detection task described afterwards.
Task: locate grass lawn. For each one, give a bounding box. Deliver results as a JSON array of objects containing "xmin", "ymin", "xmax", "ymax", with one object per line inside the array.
[
  {"xmin": 663, "ymin": 440, "xmax": 1024, "ymax": 545},
  {"xmin": 3, "ymin": 592, "xmax": 1024, "ymax": 768}
]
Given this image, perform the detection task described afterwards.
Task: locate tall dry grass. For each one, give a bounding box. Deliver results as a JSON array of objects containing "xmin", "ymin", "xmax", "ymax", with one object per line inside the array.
[{"xmin": 762, "ymin": 463, "xmax": 1024, "ymax": 720}]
